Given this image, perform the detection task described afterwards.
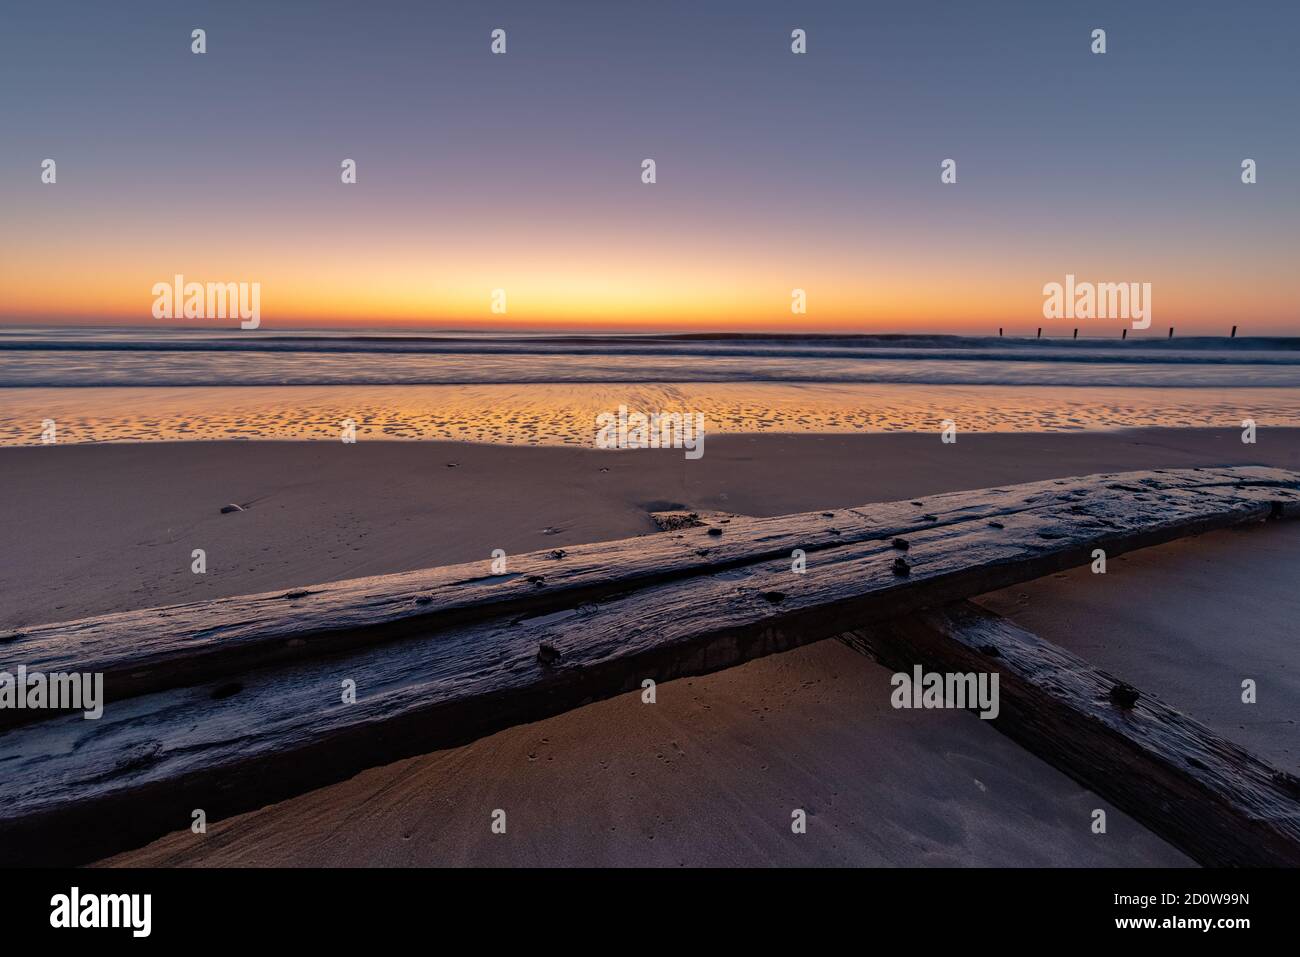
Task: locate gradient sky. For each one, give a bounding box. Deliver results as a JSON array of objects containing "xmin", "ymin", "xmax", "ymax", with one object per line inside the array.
[{"xmin": 2, "ymin": 0, "xmax": 1297, "ymax": 333}]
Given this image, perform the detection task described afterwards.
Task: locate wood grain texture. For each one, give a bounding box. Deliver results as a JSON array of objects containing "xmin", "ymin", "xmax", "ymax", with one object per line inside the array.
[
  {"xmin": 1, "ymin": 466, "xmax": 1298, "ymax": 864},
  {"xmin": 4, "ymin": 465, "xmax": 1298, "ymax": 713},
  {"xmin": 839, "ymin": 602, "xmax": 1300, "ymax": 867}
]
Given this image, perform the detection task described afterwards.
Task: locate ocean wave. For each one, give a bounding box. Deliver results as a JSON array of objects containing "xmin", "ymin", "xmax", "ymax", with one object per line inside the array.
[
  {"xmin": 2, "ymin": 329, "xmax": 1299, "ymax": 388},
  {"xmin": 1, "ymin": 330, "xmax": 1298, "ymax": 363}
]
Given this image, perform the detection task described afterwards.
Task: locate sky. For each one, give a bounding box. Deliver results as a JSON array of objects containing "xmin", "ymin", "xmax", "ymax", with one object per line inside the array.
[{"xmin": 1, "ymin": 0, "xmax": 1297, "ymax": 334}]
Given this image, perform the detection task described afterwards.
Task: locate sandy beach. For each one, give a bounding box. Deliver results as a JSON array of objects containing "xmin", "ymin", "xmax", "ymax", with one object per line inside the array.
[
  {"xmin": 7, "ymin": 428, "xmax": 1299, "ymax": 627},
  {"xmin": 4, "ymin": 427, "xmax": 1296, "ymax": 866}
]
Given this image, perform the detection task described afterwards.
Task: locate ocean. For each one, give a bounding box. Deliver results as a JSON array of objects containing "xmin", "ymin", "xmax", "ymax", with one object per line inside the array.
[{"xmin": 3, "ymin": 327, "xmax": 1300, "ymax": 388}]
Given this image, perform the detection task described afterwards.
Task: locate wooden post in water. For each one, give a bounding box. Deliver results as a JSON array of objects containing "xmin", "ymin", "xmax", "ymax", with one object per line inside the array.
[
  {"xmin": 1169, "ymin": 327, "xmax": 1175, "ymax": 339},
  {"xmin": 1072, "ymin": 328, "xmax": 1078, "ymax": 339},
  {"xmin": 1122, "ymin": 328, "xmax": 1127, "ymax": 340},
  {"xmin": 1231, "ymin": 325, "xmax": 1238, "ymax": 338},
  {"xmin": 1036, "ymin": 327, "xmax": 1042, "ymax": 339}
]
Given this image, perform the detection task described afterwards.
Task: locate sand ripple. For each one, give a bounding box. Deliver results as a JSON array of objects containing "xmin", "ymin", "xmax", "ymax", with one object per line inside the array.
[{"xmin": 2, "ymin": 382, "xmax": 1298, "ymax": 445}]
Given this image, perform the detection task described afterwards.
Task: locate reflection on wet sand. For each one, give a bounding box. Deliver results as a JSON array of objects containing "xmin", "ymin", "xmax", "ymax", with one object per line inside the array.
[{"xmin": 3, "ymin": 382, "xmax": 1298, "ymax": 445}]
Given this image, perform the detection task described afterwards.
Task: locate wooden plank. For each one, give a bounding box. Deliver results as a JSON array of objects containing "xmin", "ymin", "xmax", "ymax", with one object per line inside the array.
[
  {"xmin": 1, "ymin": 468, "xmax": 1297, "ymax": 865},
  {"xmin": 839, "ymin": 603, "xmax": 1300, "ymax": 867},
  {"xmin": 4, "ymin": 465, "xmax": 1298, "ymax": 715}
]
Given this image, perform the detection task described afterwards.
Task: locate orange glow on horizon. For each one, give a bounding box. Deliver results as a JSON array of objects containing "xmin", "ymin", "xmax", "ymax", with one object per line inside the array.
[{"xmin": 3, "ymin": 221, "xmax": 1297, "ymax": 334}]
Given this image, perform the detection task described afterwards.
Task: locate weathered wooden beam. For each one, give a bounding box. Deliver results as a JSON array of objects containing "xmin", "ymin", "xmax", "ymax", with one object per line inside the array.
[
  {"xmin": 4, "ymin": 466, "xmax": 1298, "ymax": 715},
  {"xmin": 0, "ymin": 467, "xmax": 1297, "ymax": 865},
  {"xmin": 839, "ymin": 602, "xmax": 1300, "ymax": 867}
]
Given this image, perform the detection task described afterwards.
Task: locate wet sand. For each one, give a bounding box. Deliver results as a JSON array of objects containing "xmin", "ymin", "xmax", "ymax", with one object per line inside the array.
[{"xmin": 4, "ymin": 382, "xmax": 1300, "ymax": 445}]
